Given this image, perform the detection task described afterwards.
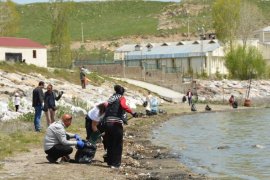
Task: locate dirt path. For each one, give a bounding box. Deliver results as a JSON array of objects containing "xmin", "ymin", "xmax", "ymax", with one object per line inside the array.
[
  {"xmin": 0, "ymin": 145, "xmax": 127, "ymax": 180},
  {"xmin": 0, "ymin": 104, "xmax": 246, "ymax": 180}
]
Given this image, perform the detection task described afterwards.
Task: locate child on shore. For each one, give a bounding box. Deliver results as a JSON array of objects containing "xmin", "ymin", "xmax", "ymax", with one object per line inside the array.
[{"xmin": 14, "ymin": 92, "xmax": 20, "ymax": 112}]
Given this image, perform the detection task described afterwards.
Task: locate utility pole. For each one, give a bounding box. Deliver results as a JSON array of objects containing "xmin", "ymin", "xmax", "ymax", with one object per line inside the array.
[
  {"xmin": 81, "ymin": 22, "xmax": 84, "ymax": 43},
  {"xmin": 198, "ymin": 27, "xmax": 205, "ymax": 74},
  {"xmin": 187, "ymin": 17, "xmax": 190, "ymax": 40}
]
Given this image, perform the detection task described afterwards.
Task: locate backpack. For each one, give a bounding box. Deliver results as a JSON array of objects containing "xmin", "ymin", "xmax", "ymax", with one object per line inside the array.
[{"xmin": 74, "ymin": 140, "xmax": 97, "ymax": 163}]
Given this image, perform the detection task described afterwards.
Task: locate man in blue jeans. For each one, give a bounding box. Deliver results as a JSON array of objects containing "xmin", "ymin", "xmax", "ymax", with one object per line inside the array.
[{"xmin": 32, "ymin": 81, "xmax": 45, "ymax": 132}]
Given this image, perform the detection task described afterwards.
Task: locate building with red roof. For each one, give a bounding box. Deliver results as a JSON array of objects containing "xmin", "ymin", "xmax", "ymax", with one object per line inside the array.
[{"xmin": 0, "ymin": 37, "xmax": 47, "ymax": 67}]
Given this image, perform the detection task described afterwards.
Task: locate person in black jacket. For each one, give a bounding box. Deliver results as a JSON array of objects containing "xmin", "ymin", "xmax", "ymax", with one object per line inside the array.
[
  {"xmin": 104, "ymin": 85, "xmax": 138, "ymax": 168},
  {"xmin": 32, "ymin": 81, "xmax": 45, "ymax": 132},
  {"xmin": 43, "ymin": 84, "xmax": 63, "ymax": 126}
]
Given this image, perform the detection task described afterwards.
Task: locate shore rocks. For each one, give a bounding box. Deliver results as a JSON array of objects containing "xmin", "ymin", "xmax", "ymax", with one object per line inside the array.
[
  {"xmin": 0, "ymin": 70, "xmax": 146, "ymax": 122},
  {"xmin": 196, "ymin": 79, "xmax": 270, "ymax": 105}
]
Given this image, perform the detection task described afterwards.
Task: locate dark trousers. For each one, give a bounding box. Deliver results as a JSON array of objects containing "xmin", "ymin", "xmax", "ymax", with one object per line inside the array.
[
  {"xmin": 85, "ymin": 116, "xmax": 93, "ymax": 140},
  {"xmin": 188, "ymin": 97, "xmax": 192, "ymax": 106},
  {"xmin": 105, "ymin": 123, "xmax": 123, "ymax": 167},
  {"xmin": 81, "ymin": 79, "xmax": 86, "ymax": 89},
  {"xmin": 45, "ymin": 144, "xmax": 73, "ymax": 161},
  {"xmin": 15, "ymin": 105, "xmax": 19, "ymax": 112}
]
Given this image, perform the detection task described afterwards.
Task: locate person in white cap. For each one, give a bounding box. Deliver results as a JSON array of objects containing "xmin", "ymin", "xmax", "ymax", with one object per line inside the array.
[{"xmin": 14, "ymin": 92, "xmax": 20, "ymax": 112}]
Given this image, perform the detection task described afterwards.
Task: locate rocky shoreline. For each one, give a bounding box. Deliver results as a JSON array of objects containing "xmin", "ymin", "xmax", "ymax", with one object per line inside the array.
[
  {"xmin": 118, "ymin": 103, "xmax": 253, "ymax": 179},
  {"xmin": 0, "ymin": 97, "xmax": 263, "ymax": 179},
  {"xmin": 1, "ymin": 69, "xmax": 270, "ymax": 179}
]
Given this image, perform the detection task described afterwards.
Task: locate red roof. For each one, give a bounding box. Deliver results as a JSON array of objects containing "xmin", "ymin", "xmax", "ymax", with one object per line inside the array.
[{"xmin": 0, "ymin": 37, "xmax": 46, "ymax": 48}]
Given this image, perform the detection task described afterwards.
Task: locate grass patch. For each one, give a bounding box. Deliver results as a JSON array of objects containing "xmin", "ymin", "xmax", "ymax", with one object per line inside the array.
[
  {"xmin": 0, "ymin": 129, "xmax": 43, "ymax": 160},
  {"xmin": 16, "ymin": 1, "xmax": 169, "ymax": 44},
  {"xmin": 0, "ymin": 114, "xmax": 86, "ymax": 165},
  {"xmin": 12, "ymin": 1, "xmax": 270, "ymax": 45}
]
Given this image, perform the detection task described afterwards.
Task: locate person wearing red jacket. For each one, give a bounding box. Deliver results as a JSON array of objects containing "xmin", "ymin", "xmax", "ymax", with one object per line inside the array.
[{"xmin": 104, "ymin": 85, "xmax": 138, "ymax": 168}]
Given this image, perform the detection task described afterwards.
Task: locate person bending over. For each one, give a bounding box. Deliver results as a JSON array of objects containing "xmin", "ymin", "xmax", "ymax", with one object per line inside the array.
[
  {"xmin": 44, "ymin": 114, "xmax": 84, "ymax": 163},
  {"xmin": 85, "ymin": 102, "xmax": 108, "ymax": 142}
]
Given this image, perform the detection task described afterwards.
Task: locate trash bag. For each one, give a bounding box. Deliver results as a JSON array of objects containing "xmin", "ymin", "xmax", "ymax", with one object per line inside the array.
[
  {"xmin": 150, "ymin": 97, "xmax": 158, "ymax": 113},
  {"xmin": 143, "ymin": 101, "xmax": 148, "ymax": 107},
  {"xmin": 182, "ymin": 96, "xmax": 187, "ymax": 103},
  {"xmin": 75, "ymin": 140, "xmax": 97, "ymax": 164},
  {"xmin": 232, "ymin": 101, "xmax": 238, "ymax": 109},
  {"xmin": 205, "ymin": 105, "xmax": 211, "ymax": 111},
  {"xmin": 191, "ymin": 103, "xmax": 197, "ymax": 111}
]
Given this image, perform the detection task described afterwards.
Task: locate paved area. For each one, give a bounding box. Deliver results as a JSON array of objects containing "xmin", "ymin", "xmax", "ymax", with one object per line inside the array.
[{"xmin": 116, "ymin": 78, "xmax": 184, "ymax": 103}]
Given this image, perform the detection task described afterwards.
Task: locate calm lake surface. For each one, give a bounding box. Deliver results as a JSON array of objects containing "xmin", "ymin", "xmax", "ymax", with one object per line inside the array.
[{"xmin": 152, "ymin": 109, "xmax": 270, "ymax": 180}]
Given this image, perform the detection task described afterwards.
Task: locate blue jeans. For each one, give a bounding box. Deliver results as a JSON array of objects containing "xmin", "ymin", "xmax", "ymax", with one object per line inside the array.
[{"xmin": 34, "ymin": 105, "xmax": 42, "ymax": 131}]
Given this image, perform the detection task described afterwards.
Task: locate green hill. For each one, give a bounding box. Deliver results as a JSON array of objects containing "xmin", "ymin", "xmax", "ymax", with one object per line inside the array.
[
  {"xmin": 14, "ymin": 0, "xmax": 270, "ymax": 45},
  {"xmin": 15, "ymin": 1, "xmax": 170, "ymax": 44}
]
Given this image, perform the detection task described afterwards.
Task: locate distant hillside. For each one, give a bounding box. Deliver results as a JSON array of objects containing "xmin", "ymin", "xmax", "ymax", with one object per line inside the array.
[
  {"xmin": 15, "ymin": 1, "xmax": 169, "ymax": 44},
  {"xmin": 14, "ymin": 0, "xmax": 270, "ymax": 45}
]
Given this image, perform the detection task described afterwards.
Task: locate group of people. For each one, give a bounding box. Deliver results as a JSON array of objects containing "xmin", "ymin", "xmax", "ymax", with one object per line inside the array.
[
  {"xmin": 32, "ymin": 81, "xmax": 63, "ymax": 132},
  {"xmin": 183, "ymin": 88, "xmax": 238, "ymax": 111},
  {"xmin": 43, "ymin": 84, "xmax": 138, "ymax": 169}
]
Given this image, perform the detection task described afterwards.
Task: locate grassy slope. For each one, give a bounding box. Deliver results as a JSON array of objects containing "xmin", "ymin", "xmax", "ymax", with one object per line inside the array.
[
  {"xmin": 13, "ymin": 0, "xmax": 270, "ymax": 45},
  {"xmin": 16, "ymin": 1, "xmax": 169, "ymax": 44}
]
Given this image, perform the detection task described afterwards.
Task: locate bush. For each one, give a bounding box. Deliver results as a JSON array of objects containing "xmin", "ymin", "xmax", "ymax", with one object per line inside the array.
[
  {"xmin": 19, "ymin": 112, "xmax": 34, "ymax": 122},
  {"xmin": 225, "ymin": 46, "xmax": 266, "ymax": 80}
]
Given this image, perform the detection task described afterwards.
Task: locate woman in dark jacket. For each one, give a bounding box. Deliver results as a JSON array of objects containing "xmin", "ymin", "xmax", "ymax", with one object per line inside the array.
[
  {"xmin": 43, "ymin": 84, "xmax": 63, "ymax": 126},
  {"xmin": 104, "ymin": 85, "xmax": 138, "ymax": 168}
]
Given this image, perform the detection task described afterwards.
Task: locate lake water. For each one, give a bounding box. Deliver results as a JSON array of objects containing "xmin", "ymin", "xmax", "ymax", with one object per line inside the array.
[{"xmin": 152, "ymin": 109, "xmax": 270, "ymax": 180}]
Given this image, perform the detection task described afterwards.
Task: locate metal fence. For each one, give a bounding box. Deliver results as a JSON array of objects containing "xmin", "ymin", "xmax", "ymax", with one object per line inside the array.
[{"xmin": 73, "ymin": 60, "xmax": 121, "ymax": 66}]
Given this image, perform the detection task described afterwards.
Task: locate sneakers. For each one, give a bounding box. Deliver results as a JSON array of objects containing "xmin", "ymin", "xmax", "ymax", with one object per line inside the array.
[
  {"xmin": 110, "ymin": 165, "xmax": 123, "ymax": 170},
  {"xmin": 46, "ymin": 156, "xmax": 57, "ymax": 163}
]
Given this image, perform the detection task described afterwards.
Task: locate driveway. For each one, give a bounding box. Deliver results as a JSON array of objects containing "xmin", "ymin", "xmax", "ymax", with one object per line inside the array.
[{"xmin": 116, "ymin": 78, "xmax": 184, "ymax": 103}]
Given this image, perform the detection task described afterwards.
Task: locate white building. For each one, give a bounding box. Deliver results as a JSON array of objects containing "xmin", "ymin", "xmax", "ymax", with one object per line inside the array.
[
  {"xmin": 253, "ymin": 26, "xmax": 270, "ymax": 63},
  {"xmin": 114, "ymin": 40, "xmax": 227, "ymax": 76},
  {"xmin": 0, "ymin": 37, "xmax": 47, "ymax": 67}
]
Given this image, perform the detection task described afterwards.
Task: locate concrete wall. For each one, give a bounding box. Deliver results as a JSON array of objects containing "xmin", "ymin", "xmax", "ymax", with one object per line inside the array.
[
  {"xmin": 258, "ymin": 43, "xmax": 270, "ymax": 63},
  {"xmin": 0, "ymin": 47, "xmax": 47, "ymax": 67},
  {"xmin": 81, "ymin": 63, "xmax": 192, "ymax": 94}
]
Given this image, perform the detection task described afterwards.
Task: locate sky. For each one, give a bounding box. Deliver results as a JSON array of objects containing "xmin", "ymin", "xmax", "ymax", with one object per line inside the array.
[{"xmin": 12, "ymin": 0, "xmax": 181, "ymax": 4}]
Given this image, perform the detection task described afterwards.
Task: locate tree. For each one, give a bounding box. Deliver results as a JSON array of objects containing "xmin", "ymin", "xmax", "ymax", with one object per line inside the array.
[
  {"xmin": 225, "ymin": 46, "xmax": 265, "ymax": 80},
  {"xmin": 212, "ymin": 0, "xmax": 240, "ymax": 48},
  {"xmin": 49, "ymin": 0, "xmax": 73, "ymax": 68},
  {"xmin": 0, "ymin": 0, "xmax": 20, "ymax": 36},
  {"xmin": 237, "ymin": 0, "xmax": 264, "ymax": 48}
]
